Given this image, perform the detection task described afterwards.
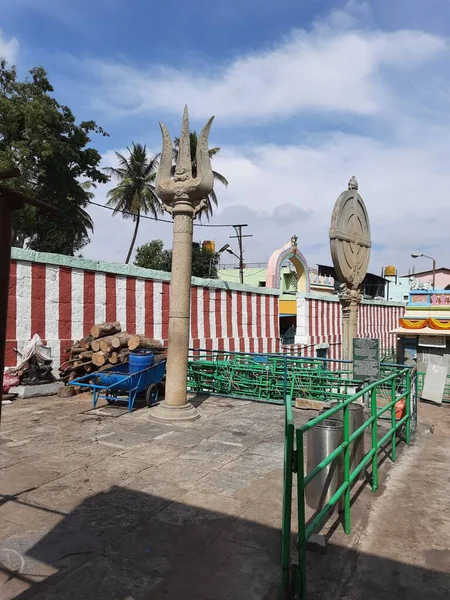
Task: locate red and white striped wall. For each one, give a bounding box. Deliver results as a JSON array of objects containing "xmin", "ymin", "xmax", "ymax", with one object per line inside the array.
[
  {"xmin": 6, "ymin": 249, "xmax": 280, "ymax": 368},
  {"xmin": 302, "ymin": 296, "xmax": 404, "ymax": 361},
  {"xmin": 6, "ymin": 250, "xmax": 404, "ymax": 368}
]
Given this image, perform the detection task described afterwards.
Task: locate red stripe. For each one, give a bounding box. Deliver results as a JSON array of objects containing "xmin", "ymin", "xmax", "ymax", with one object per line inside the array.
[
  {"xmin": 273, "ymin": 296, "xmax": 280, "ymax": 338},
  {"xmin": 6, "ymin": 255, "xmax": 17, "ymax": 364},
  {"xmin": 144, "ymin": 280, "xmax": 154, "ymax": 338},
  {"xmin": 226, "ymin": 291, "xmax": 232, "ymax": 339},
  {"xmin": 247, "ymin": 293, "xmax": 252, "ymax": 340},
  {"xmin": 249, "ymin": 337, "xmax": 255, "ymax": 353},
  {"xmin": 126, "ymin": 277, "xmax": 136, "ymax": 332},
  {"xmin": 31, "ymin": 263, "xmax": 46, "ymax": 338},
  {"xmin": 161, "ymin": 282, "xmax": 170, "ymax": 341},
  {"xmin": 7, "ymin": 260, "xmax": 17, "ymax": 342},
  {"xmin": 215, "ymin": 290, "xmax": 222, "ymax": 339},
  {"xmin": 191, "ymin": 286, "xmax": 199, "ymax": 340},
  {"xmin": 203, "ymin": 287, "xmax": 211, "ymax": 339},
  {"xmin": 59, "ymin": 267, "xmax": 72, "ymax": 342},
  {"xmin": 105, "ymin": 274, "xmax": 116, "ymax": 322},
  {"xmin": 229, "ymin": 337, "xmax": 235, "ymax": 352},
  {"xmin": 237, "ymin": 293, "xmax": 244, "ymax": 339},
  {"xmin": 265, "ymin": 295, "xmax": 270, "ymax": 338},
  {"xmin": 256, "ymin": 295, "xmax": 262, "ymax": 339},
  {"xmin": 83, "ymin": 271, "xmax": 95, "ymax": 336},
  {"xmin": 218, "ymin": 337, "xmax": 224, "ymax": 351}
]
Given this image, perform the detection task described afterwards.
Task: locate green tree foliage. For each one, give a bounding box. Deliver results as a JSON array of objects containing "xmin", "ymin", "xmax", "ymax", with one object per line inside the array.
[
  {"xmin": 134, "ymin": 239, "xmax": 220, "ymax": 278},
  {"xmin": 0, "ymin": 60, "xmax": 109, "ymax": 254},
  {"xmin": 172, "ymin": 131, "xmax": 228, "ymax": 219},
  {"xmin": 133, "ymin": 239, "xmax": 172, "ymax": 272},
  {"xmin": 105, "ymin": 143, "xmax": 162, "ymax": 264}
]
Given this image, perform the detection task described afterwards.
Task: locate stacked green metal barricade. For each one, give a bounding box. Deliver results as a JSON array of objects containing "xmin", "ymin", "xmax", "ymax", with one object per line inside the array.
[{"xmin": 187, "ymin": 350, "xmax": 357, "ymax": 405}]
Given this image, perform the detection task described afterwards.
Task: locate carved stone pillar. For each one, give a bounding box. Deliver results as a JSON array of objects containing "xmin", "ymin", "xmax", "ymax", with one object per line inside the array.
[{"xmin": 150, "ymin": 107, "xmax": 214, "ymax": 422}]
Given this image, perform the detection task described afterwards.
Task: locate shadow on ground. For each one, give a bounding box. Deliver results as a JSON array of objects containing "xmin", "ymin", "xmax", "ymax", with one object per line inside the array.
[{"xmin": 1, "ymin": 479, "xmax": 449, "ymax": 600}]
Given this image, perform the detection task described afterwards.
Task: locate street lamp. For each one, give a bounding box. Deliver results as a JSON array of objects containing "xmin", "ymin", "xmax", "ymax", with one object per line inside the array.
[
  {"xmin": 226, "ymin": 247, "xmax": 245, "ymax": 283},
  {"xmin": 209, "ymin": 244, "xmax": 230, "ymax": 276},
  {"xmin": 411, "ymin": 252, "xmax": 436, "ymax": 289}
]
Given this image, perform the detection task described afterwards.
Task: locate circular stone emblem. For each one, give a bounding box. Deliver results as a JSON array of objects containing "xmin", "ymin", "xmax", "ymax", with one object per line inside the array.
[{"xmin": 329, "ymin": 176, "xmax": 371, "ymax": 288}]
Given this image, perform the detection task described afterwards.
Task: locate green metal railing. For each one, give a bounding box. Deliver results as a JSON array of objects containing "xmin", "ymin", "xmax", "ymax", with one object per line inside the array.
[
  {"xmin": 187, "ymin": 349, "xmax": 358, "ymax": 405},
  {"xmin": 282, "ymin": 366, "xmax": 412, "ymax": 599}
]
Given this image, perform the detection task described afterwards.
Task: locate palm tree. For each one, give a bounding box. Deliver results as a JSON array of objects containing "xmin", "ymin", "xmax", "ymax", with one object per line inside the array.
[
  {"xmin": 172, "ymin": 131, "xmax": 228, "ymax": 219},
  {"xmin": 104, "ymin": 143, "xmax": 162, "ymax": 264}
]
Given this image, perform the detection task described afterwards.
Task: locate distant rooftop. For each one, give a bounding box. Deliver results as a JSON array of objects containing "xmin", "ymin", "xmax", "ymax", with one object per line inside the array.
[{"xmin": 401, "ymin": 267, "xmax": 450, "ymax": 278}]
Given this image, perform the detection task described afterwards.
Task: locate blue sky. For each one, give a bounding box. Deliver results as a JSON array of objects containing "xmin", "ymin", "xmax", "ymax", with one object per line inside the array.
[{"xmin": 2, "ymin": 0, "xmax": 450, "ymax": 274}]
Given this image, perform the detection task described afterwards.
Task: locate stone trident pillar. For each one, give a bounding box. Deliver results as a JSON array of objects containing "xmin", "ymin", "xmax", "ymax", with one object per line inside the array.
[
  {"xmin": 329, "ymin": 177, "xmax": 371, "ymax": 362},
  {"xmin": 151, "ymin": 107, "xmax": 214, "ymax": 422}
]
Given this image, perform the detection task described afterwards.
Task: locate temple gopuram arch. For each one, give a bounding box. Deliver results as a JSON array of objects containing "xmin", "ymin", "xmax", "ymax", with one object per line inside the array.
[{"xmin": 266, "ymin": 236, "xmax": 310, "ymax": 345}]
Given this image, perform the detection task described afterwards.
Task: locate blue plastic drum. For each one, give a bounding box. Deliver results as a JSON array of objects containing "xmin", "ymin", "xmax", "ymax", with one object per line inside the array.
[{"xmin": 129, "ymin": 350, "xmax": 154, "ymax": 373}]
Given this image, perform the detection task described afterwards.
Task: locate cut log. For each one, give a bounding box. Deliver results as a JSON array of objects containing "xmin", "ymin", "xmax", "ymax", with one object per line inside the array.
[
  {"xmin": 109, "ymin": 352, "xmax": 119, "ymax": 364},
  {"xmin": 99, "ymin": 363, "xmax": 114, "ymax": 371},
  {"xmin": 128, "ymin": 335, "xmax": 164, "ymax": 351},
  {"xmin": 84, "ymin": 342, "xmax": 92, "ymax": 350},
  {"xmin": 80, "ymin": 350, "xmax": 93, "ymax": 360},
  {"xmin": 98, "ymin": 335, "xmax": 117, "ymax": 352},
  {"xmin": 70, "ymin": 346, "xmax": 85, "ymax": 355},
  {"xmin": 92, "ymin": 351, "xmax": 107, "ymax": 367},
  {"xmin": 99, "ymin": 339, "xmax": 114, "ymax": 353},
  {"xmin": 91, "ymin": 321, "xmax": 121, "ymax": 339},
  {"xmin": 59, "ymin": 357, "xmax": 81, "ymax": 372},
  {"xmin": 91, "ymin": 339, "xmax": 101, "ymax": 352},
  {"xmin": 111, "ymin": 332, "xmax": 132, "ymax": 349}
]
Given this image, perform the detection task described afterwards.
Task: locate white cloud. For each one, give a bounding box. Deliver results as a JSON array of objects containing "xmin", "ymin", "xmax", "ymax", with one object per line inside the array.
[
  {"xmin": 85, "ymin": 126, "xmax": 450, "ymax": 276},
  {"xmin": 89, "ymin": 19, "xmax": 446, "ymax": 123},
  {"xmin": 0, "ymin": 29, "xmax": 19, "ymax": 64},
  {"xmin": 80, "ymin": 4, "xmax": 450, "ymax": 276}
]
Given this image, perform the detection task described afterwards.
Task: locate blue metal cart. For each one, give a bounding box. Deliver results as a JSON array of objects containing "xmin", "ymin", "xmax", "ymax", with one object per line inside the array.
[{"xmin": 71, "ymin": 359, "xmax": 166, "ymax": 412}]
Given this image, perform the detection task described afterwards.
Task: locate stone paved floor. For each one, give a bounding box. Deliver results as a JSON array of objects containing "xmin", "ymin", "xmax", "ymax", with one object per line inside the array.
[
  {"xmin": 0, "ymin": 392, "xmax": 295, "ymax": 600},
  {"xmin": 1, "ymin": 392, "xmax": 448, "ymax": 600}
]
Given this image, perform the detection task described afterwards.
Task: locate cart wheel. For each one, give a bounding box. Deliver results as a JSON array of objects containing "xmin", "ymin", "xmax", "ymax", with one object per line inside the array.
[{"xmin": 146, "ymin": 383, "xmax": 159, "ymax": 407}]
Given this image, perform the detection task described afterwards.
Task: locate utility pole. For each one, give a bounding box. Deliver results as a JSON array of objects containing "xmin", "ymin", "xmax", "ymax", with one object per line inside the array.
[{"xmin": 229, "ymin": 224, "xmax": 252, "ymax": 284}]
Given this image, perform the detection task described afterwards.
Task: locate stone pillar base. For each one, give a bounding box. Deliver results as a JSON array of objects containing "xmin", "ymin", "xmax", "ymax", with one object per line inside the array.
[{"xmin": 150, "ymin": 400, "xmax": 200, "ymax": 422}]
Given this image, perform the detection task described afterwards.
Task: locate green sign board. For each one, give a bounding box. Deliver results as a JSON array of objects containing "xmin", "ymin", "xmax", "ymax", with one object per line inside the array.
[{"xmin": 353, "ymin": 338, "xmax": 380, "ymax": 381}]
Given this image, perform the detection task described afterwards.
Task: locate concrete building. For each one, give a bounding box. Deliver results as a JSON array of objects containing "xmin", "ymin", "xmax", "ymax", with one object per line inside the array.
[{"xmin": 402, "ymin": 267, "xmax": 450, "ymax": 291}]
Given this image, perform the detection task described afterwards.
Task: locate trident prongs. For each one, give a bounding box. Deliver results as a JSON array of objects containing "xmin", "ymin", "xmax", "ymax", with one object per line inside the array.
[{"xmin": 155, "ymin": 106, "xmax": 215, "ymax": 215}]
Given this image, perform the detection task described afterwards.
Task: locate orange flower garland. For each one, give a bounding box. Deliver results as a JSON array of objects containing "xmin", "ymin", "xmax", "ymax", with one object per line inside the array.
[
  {"xmin": 429, "ymin": 318, "xmax": 450, "ymax": 330},
  {"xmin": 399, "ymin": 317, "xmax": 450, "ymax": 330},
  {"xmin": 399, "ymin": 318, "xmax": 427, "ymax": 329}
]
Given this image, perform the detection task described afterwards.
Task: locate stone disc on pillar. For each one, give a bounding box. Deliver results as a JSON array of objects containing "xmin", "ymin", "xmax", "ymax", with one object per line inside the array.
[{"xmin": 329, "ymin": 176, "xmax": 371, "ymax": 288}]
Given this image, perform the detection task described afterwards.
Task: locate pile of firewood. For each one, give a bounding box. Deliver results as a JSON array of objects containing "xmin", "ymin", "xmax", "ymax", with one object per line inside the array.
[{"xmin": 59, "ymin": 321, "xmax": 164, "ymax": 385}]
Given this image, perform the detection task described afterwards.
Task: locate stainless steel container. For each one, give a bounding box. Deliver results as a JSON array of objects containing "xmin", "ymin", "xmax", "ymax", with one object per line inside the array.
[
  {"xmin": 321, "ymin": 403, "xmax": 365, "ymax": 479},
  {"xmin": 306, "ymin": 418, "xmax": 343, "ymax": 511}
]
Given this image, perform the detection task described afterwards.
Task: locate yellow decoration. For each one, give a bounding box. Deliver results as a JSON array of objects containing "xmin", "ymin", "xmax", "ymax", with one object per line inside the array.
[
  {"xmin": 429, "ymin": 318, "xmax": 450, "ymax": 330},
  {"xmin": 400, "ymin": 318, "xmax": 427, "ymax": 329}
]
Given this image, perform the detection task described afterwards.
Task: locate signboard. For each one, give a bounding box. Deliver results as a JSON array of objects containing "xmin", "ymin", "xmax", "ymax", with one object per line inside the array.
[
  {"xmin": 418, "ymin": 335, "xmax": 446, "ymax": 348},
  {"xmin": 353, "ymin": 338, "xmax": 380, "ymax": 381},
  {"xmin": 422, "ymin": 359, "xmax": 448, "ymax": 405}
]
